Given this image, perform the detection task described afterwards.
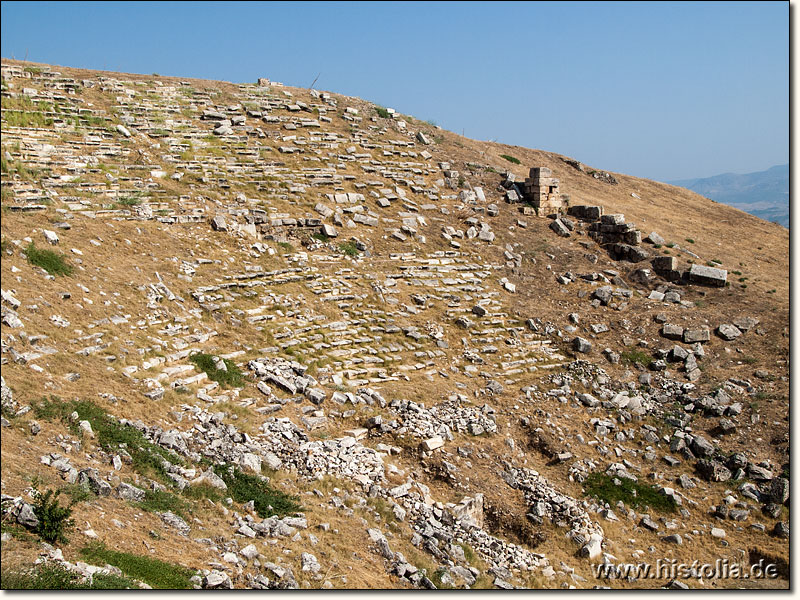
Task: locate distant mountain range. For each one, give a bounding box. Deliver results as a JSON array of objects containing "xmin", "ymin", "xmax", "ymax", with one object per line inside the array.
[{"xmin": 668, "ymin": 163, "xmax": 789, "ymax": 228}]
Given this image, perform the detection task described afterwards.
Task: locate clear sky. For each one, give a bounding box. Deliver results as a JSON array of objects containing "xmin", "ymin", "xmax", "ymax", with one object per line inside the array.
[{"xmin": 0, "ymin": 1, "xmax": 789, "ymax": 181}]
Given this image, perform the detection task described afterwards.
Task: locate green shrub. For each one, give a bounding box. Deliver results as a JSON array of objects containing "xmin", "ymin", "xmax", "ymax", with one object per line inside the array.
[
  {"xmin": 188, "ymin": 353, "xmax": 245, "ymax": 388},
  {"xmin": 685, "ymin": 238, "xmax": 695, "ymax": 244},
  {"xmin": 182, "ymin": 482, "xmax": 224, "ymax": 503},
  {"xmin": 584, "ymin": 472, "xmax": 676, "ymax": 513},
  {"xmin": 135, "ymin": 489, "xmax": 190, "ymax": 518},
  {"xmin": 1, "ymin": 562, "xmax": 137, "ymax": 589},
  {"xmin": 620, "ymin": 349, "xmax": 653, "ymax": 367},
  {"xmin": 32, "ymin": 397, "xmax": 183, "ymax": 482},
  {"xmin": 213, "ymin": 465, "xmax": 301, "ymax": 518},
  {"xmin": 0, "ymin": 522, "xmax": 37, "ymax": 542},
  {"xmin": 63, "ymin": 482, "xmax": 94, "ymax": 504},
  {"xmin": 374, "ymin": 106, "xmax": 391, "ymax": 119},
  {"xmin": 366, "ymin": 497, "xmax": 396, "ymax": 524},
  {"xmin": 25, "ymin": 243, "xmax": 73, "ymax": 276},
  {"xmin": 500, "ymin": 154, "xmax": 521, "ymax": 165},
  {"xmin": 338, "ymin": 241, "xmax": 359, "ymax": 257},
  {"xmin": 3, "ymin": 110, "xmax": 53, "ymax": 128},
  {"xmin": 30, "ymin": 487, "xmax": 75, "ymax": 543},
  {"xmin": 79, "ymin": 543, "xmax": 195, "ymax": 589}
]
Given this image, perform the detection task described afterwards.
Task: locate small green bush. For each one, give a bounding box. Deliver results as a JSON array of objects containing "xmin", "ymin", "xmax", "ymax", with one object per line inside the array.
[
  {"xmin": 30, "ymin": 487, "xmax": 75, "ymax": 543},
  {"xmin": 620, "ymin": 349, "xmax": 653, "ymax": 367},
  {"xmin": 182, "ymin": 482, "xmax": 224, "ymax": 503},
  {"xmin": 32, "ymin": 397, "xmax": 183, "ymax": 482},
  {"xmin": 1, "ymin": 562, "xmax": 137, "ymax": 589},
  {"xmin": 685, "ymin": 238, "xmax": 695, "ymax": 244},
  {"xmin": 135, "ymin": 489, "xmax": 190, "ymax": 519},
  {"xmin": 374, "ymin": 106, "xmax": 391, "ymax": 119},
  {"xmin": 338, "ymin": 241, "xmax": 359, "ymax": 257},
  {"xmin": 213, "ymin": 465, "xmax": 301, "ymax": 518},
  {"xmin": 500, "ymin": 154, "xmax": 521, "ymax": 165},
  {"xmin": 25, "ymin": 243, "xmax": 73, "ymax": 276},
  {"xmin": 79, "ymin": 543, "xmax": 195, "ymax": 589},
  {"xmin": 0, "ymin": 522, "xmax": 37, "ymax": 542},
  {"xmin": 188, "ymin": 353, "xmax": 245, "ymax": 388},
  {"xmin": 4, "ymin": 110, "xmax": 53, "ymax": 128},
  {"xmin": 584, "ymin": 472, "xmax": 676, "ymax": 513},
  {"xmin": 63, "ymin": 482, "xmax": 94, "ymax": 504}
]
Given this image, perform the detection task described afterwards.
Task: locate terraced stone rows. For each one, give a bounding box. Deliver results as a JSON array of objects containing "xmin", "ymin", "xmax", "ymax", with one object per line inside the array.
[{"xmin": 4, "ymin": 65, "xmax": 486, "ymax": 251}]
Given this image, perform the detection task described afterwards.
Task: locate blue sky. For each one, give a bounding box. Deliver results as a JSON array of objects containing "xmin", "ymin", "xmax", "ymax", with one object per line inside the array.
[{"xmin": 0, "ymin": 1, "xmax": 788, "ymax": 181}]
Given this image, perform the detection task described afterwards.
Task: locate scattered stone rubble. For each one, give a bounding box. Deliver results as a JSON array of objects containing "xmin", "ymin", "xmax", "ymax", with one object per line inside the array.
[{"xmin": 0, "ymin": 61, "xmax": 786, "ymax": 590}]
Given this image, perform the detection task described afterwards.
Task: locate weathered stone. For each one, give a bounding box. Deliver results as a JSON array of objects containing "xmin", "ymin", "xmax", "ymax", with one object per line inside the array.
[
  {"xmin": 747, "ymin": 464, "xmax": 774, "ymax": 481},
  {"xmin": 116, "ymin": 482, "xmax": 146, "ymax": 502},
  {"xmin": 772, "ymin": 521, "xmax": 789, "ymax": 539},
  {"xmin": 639, "ymin": 515, "xmax": 660, "ymax": 531},
  {"xmin": 203, "ymin": 571, "xmax": 233, "ymax": 589},
  {"xmin": 716, "ymin": 324, "xmax": 742, "ymax": 341},
  {"xmin": 710, "ymin": 527, "xmax": 726, "ymax": 538},
  {"xmin": 580, "ymin": 535, "xmax": 603, "ymax": 559},
  {"xmin": 211, "ymin": 216, "xmax": 228, "ymax": 231},
  {"xmin": 645, "ymin": 232, "xmax": 665, "ymax": 245},
  {"xmin": 16, "ymin": 503, "xmax": 39, "ymax": 528},
  {"xmin": 732, "ymin": 316, "xmax": 759, "ymax": 332},
  {"xmin": 662, "ymin": 534, "xmax": 682, "ymax": 545},
  {"xmin": 696, "ymin": 459, "xmax": 731, "ymax": 482},
  {"xmin": 572, "ymin": 337, "xmax": 592, "ymax": 354},
  {"xmin": 690, "ymin": 435, "xmax": 715, "ymax": 457},
  {"xmin": 688, "ymin": 264, "xmax": 727, "ymax": 287},
  {"xmin": 159, "ymin": 511, "xmax": 190, "ymax": 536},
  {"xmin": 550, "ymin": 219, "xmax": 571, "ymax": 237},
  {"xmin": 421, "ymin": 436, "xmax": 445, "ymax": 451},
  {"xmin": 301, "ymin": 552, "xmax": 321, "ymax": 573},
  {"xmin": 683, "ymin": 327, "xmax": 710, "ymax": 344},
  {"xmin": 769, "ymin": 478, "xmax": 789, "ymax": 504}
]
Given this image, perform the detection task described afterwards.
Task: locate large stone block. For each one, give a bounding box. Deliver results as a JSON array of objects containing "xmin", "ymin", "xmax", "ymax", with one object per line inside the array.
[
  {"xmin": 652, "ymin": 256, "xmax": 677, "ymax": 271},
  {"xmin": 688, "ymin": 264, "xmax": 727, "ymax": 287},
  {"xmin": 529, "ymin": 167, "xmax": 552, "ymax": 178},
  {"xmin": 568, "ymin": 205, "xmax": 603, "ymax": 220}
]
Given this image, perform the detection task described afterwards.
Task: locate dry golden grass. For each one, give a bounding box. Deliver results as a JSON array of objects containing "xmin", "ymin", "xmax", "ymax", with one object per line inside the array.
[{"xmin": 1, "ymin": 59, "xmax": 788, "ymax": 589}]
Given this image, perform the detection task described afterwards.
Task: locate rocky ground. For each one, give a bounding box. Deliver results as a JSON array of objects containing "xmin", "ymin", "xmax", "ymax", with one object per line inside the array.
[{"xmin": 0, "ymin": 60, "xmax": 789, "ymax": 589}]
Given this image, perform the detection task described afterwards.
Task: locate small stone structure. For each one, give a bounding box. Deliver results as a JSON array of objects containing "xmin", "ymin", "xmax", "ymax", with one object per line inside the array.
[
  {"xmin": 524, "ymin": 167, "xmax": 563, "ymax": 213},
  {"xmin": 568, "ymin": 205, "xmax": 649, "ymax": 263}
]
